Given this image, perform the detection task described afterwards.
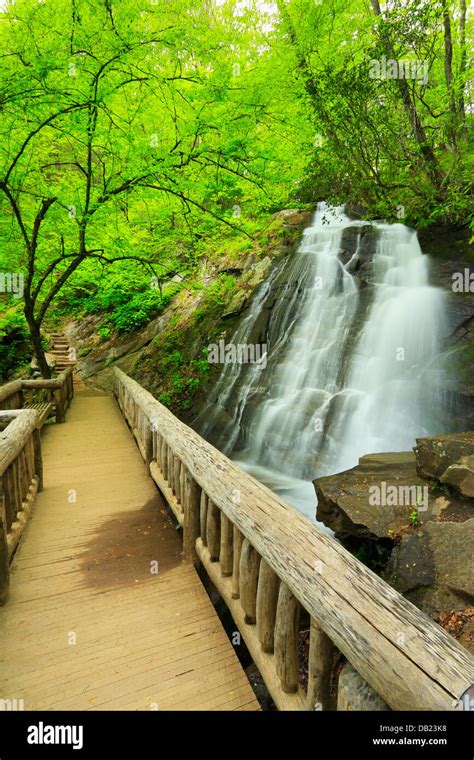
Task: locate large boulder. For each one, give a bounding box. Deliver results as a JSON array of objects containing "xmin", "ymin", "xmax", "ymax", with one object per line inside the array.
[
  {"xmin": 415, "ymin": 432, "xmax": 474, "ymax": 499},
  {"xmin": 314, "ymin": 440, "xmax": 474, "ymax": 625},
  {"xmin": 315, "ymin": 452, "xmax": 433, "ymax": 542},
  {"xmin": 414, "ymin": 431, "xmax": 474, "ymax": 481},
  {"xmin": 440, "ymin": 455, "xmax": 474, "ymax": 498},
  {"xmin": 384, "ymin": 519, "xmax": 474, "ymax": 619}
]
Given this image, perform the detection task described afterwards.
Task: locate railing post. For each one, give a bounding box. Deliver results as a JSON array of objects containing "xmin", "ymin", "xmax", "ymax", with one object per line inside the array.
[
  {"xmin": 200, "ymin": 492, "xmax": 208, "ymax": 546},
  {"xmin": 231, "ymin": 526, "xmax": 244, "ymax": 599},
  {"xmin": 33, "ymin": 429, "xmax": 43, "ymax": 492},
  {"xmin": 220, "ymin": 513, "xmax": 233, "ymax": 577},
  {"xmin": 182, "ymin": 466, "xmax": 201, "ymax": 563},
  {"xmin": 54, "ymin": 387, "xmax": 65, "ymax": 423},
  {"xmin": 239, "ymin": 539, "xmax": 260, "ymax": 624},
  {"xmin": 256, "ymin": 559, "xmax": 280, "ymax": 652},
  {"xmin": 275, "ymin": 583, "xmax": 301, "ymax": 693},
  {"xmin": 0, "ymin": 489, "xmax": 9, "ymax": 605},
  {"xmin": 2, "ymin": 469, "xmax": 14, "ymax": 531},
  {"xmin": 160, "ymin": 439, "xmax": 168, "ymax": 480},
  {"xmin": 306, "ymin": 618, "xmax": 333, "ymax": 710},
  {"xmin": 206, "ymin": 500, "xmax": 220, "ymax": 562},
  {"xmin": 173, "ymin": 457, "xmax": 181, "ymax": 501},
  {"xmin": 152, "ymin": 430, "xmax": 161, "ymax": 464},
  {"xmin": 145, "ymin": 424, "xmax": 153, "ymax": 465}
]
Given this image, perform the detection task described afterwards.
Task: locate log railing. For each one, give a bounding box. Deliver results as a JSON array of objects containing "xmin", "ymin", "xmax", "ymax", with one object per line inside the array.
[
  {"xmin": 0, "ymin": 410, "xmax": 43, "ymax": 604},
  {"xmin": 114, "ymin": 367, "xmax": 474, "ymax": 712},
  {"xmin": 0, "ymin": 366, "xmax": 74, "ymax": 423}
]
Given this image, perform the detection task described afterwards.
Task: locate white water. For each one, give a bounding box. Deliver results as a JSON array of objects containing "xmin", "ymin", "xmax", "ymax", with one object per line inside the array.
[{"xmin": 195, "ymin": 204, "xmax": 448, "ymax": 522}]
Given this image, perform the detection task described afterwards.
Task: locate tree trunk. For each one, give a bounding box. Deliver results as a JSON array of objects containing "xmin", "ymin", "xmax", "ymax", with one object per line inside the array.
[
  {"xmin": 458, "ymin": 0, "xmax": 467, "ymax": 127},
  {"xmin": 24, "ymin": 305, "xmax": 51, "ymax": 379},
  {"xmin": 441, "ymin": 0, "xmax": 458, "ymax": 152},
  {"xmin": 370, "ymin": 0, "xmax": 446, "ymax": 188}
]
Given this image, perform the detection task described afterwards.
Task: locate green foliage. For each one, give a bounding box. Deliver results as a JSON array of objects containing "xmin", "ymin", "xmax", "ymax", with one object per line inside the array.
[
  {"xmin": 110, "ymin": 286, "xmax": 180, "ymax": 332},
  {"xmin": 0, "ymin": 0, "xmax": 471, "ymax": 376},
  {"xmin": 193, "ymin": 274, "xmax": 237, "ymax": 323},
  {"xmin": 280, "ymin": 0, "xmax": 472, "ymax": 226},
  {"xmin": 97, "ymin": 324, "xmax": 112, "ymax": 342},
  {"xmin": 0, "ymin": 304, "xmax": 31, "ymax": 381}
]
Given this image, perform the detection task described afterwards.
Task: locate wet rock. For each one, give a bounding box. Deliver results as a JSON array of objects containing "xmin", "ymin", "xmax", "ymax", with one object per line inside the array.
[
  {"xmin": 314, "ymin": 452, "xmax": 428, "ymax": 541},
  {"xmin": 272, "ymin": 209, "xmax": 312, "ymax": 228},
  {"xmin": 222, "ymin": 290, "xmax": 248, "ymax": 318},
  {"xmin": 337, "ymin": 663, "xmax": 390, "ymax": 711},
  {"xmin": 440, "ymin": 455, "xmax": 474, "ymax": 498},
  {"xmin": 384, "ymin": 520, "xmax": 474, "ymax": 620},
  {"xmin": 414, "ymin": 432, "xmax": 474, "ymax": 483},
  {"xmin": 245, "ymin": 257, "xmax": 273, "ymax": 288},
  {"xmin": 419, "ymin": 225, "xmax": 474, "ymax": 430},
  {"xmin": 315, "ymin": 443, "xmax": 474, "ymax": 620},
  {"xmin": 336, "ymin": 248, "xmax": 353, "ymax": 267}
]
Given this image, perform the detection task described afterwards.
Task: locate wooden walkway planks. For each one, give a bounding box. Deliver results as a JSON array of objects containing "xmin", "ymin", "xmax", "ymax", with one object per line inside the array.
[{"xmin": 0, "ymin": 391, "xmax": 259, "ymax": 711}]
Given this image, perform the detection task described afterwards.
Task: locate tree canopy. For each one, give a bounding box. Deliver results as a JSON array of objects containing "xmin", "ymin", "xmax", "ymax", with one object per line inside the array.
[{"xmin": 0, "ymin": 0, "xmax": 471, "ymax": 375}]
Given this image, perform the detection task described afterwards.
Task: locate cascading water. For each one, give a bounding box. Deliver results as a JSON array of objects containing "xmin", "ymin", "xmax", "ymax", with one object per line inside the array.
[{"xmin": 194, "ymin": 203, "xmax": 449, "ymax": 522}]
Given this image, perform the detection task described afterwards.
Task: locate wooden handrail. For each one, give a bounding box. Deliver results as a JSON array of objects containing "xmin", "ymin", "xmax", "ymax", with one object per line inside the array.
[
  {"xmin": 0, "ymin": 409, "xmax": 43, "ymax": 604},
  {"xmin": 0, "ymin": 381, "xmax": 22, "ymax": 405},
  {"xmin": 113, "ymin": 367, "xmax": 474, "ymax": 711},
  {"xmin": 0, "ymin": 366, "xmax": 74, "ymax": 423}
]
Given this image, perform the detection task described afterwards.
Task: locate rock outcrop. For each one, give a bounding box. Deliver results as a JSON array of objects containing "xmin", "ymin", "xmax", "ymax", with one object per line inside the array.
[
  {"xmin": 415, "ymin": 432, "xmax": 474, "ymax": 498},
  {"xmin": 314, "ymin": 434, "xmax": 474, "ymax": 629}
]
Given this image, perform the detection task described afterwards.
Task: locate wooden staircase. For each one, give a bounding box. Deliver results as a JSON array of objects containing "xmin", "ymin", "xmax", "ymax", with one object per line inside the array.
[{"xmin": 48, "ymin": 333, "xmax": 76, "ymax": 373}]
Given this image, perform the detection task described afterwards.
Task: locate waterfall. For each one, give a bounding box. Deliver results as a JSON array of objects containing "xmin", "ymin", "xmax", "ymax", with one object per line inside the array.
[{"xmin": 194, "ymin": 203, "xmax": 449, "ymax": 521}]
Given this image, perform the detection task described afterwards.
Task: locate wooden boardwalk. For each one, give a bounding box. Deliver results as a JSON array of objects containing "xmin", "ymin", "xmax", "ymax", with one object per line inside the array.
[{"xmin": 0, "ymin": 390, "xmax": 259, "ymax": 711}]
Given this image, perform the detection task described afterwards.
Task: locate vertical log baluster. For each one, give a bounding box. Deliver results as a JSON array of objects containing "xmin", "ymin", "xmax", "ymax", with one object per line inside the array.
[
  {"xmin": 239, "ymin": 539, "xmax": 260, "ymax": 624},
  {"xmin": 206, "ymin": 500, "xmax": 220, "ymax": 562},
  {"xmin": 143, "ymin": 411, "xmax": 153, "ymax": 465},
  {"xmin": 200, "ymin": 492, "xmax": 208, "ymax": 546},
  {"xmin": 182, "ymin": 466, "xmax": 201, "ymax": 563},
  {"xmin": 3, "ymin": 469, "xmax": 14, "ymax": 530},
  {"xmin": 256, "ymin": 559, "xmax": 280, "ymax": 652},
  {"xmin": 27, "ymin": 437, "xmax": 34, "ymax": 489},
  {"xmin": 167, "ymin": 452, "xmax": 175, "ymax": 493},
  {"xmin": 173, "ymin": 457, "xmax": 181, "ymax": 500},
  {"xmin": 12, "ymin": 462, "xmax": 20, "ymax": 522},
  {"xmin": 274, "ymin": 583, "xmax": 301, "ymax": 693},
  {"xmin": 306, "ymin": 618, "xmax": 333, "ymax": 710},
  {"xmin": 220, "ymin": 513, "xmax": 233, "ymax": 577},
  {"xmin": 161, "ymin": 439, "xmax": 169, "ymax": 480},
  {"xmin": 33, "ymin": 430, "xmax": 43, "ymax": 492},
  {"xmin": 18, "ymin": 447, "xmax": 26, "ymax": 507},
  {"xmin": 54, "ymin": 387, "xmax": 65, "ymax": 423},
  {"xmin": 231, "ymin": 526, "xmax": 244, "ymax": 599},
  {"xmin": 0, "ymin": 489, "xmax": 9, "ymax": 605},
  {"xmin": 152, "ymin": 430, "xmax": 161, "ymax": 464}
]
